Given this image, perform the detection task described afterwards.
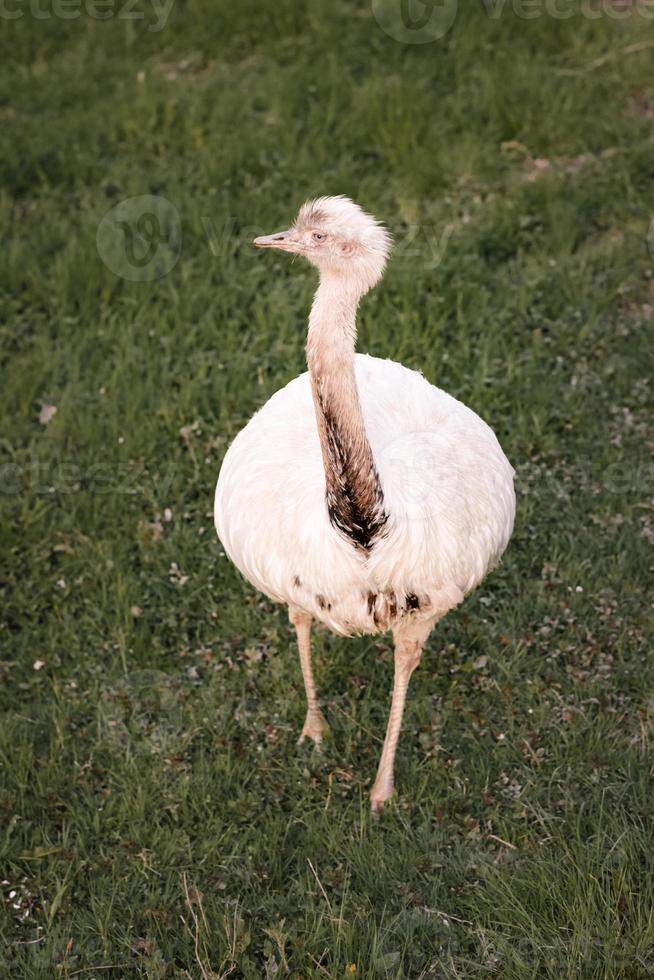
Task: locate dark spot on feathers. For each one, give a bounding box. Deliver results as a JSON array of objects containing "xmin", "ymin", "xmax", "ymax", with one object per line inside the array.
[
  {"xmin": 386, "ymin": 591, "xmax": 398, "ymax": 620},
  {"xmin": 367, "ymin": 592, "xmax": 382, "ymax": 628},
  {"xmin": 293, "ymin": 576, "xmax": 302, "ymax": 588},
  {"xmin": 406, "ymin": 593, "xmax": 421, "ymax": 611},
  {"xmin": 316, "ymin": 594, "xmax": 331, "ymax": 611}
]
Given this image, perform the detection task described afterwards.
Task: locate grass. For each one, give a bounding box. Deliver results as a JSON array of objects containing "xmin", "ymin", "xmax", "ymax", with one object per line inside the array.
[{"xmin": 1, "ymin": 1, "xmax": 654, "ymax": 976}]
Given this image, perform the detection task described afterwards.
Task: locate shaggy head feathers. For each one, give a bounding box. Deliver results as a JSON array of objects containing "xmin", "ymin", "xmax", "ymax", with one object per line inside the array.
[
  {"xmin": 293, "ymin": 196, "xmax": 392, "ymax": 290},
  {"xmin": 254, "ymin": 196, "xmax": 392, "ymax": 293}
]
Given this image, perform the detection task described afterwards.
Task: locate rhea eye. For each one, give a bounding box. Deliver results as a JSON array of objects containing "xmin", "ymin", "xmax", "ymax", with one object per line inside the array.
[{"xmin": 312, "ymin": 231, "xmax": 326, "ymax": 242}]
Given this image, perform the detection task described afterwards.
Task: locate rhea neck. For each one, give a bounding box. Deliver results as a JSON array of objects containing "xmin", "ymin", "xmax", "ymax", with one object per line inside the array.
[{"xmin": 306, "ymin": 270, "xmax": 387, "ymax": 553}]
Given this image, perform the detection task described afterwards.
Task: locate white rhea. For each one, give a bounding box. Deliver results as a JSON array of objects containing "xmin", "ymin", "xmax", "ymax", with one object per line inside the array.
[{"xmin": 215, "ymin": 196, "xmax": 516, "ymax": 812}]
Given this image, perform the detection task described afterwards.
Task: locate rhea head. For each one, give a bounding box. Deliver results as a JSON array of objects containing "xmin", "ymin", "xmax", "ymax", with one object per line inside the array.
[{"xmin": 254, "ymin": 196, "xmax": 393, "ymax": 294}]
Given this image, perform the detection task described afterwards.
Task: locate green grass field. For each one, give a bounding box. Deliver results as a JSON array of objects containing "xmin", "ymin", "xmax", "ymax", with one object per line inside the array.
[{"xmin": 2, "ymin": 1, "xmax": 654, "ymax": 976}]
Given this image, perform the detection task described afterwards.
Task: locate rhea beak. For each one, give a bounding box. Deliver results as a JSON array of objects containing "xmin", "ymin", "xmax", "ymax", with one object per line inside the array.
[{"xmin": 253, "ymin": 230, "xmax": 299, "ymax": 252}]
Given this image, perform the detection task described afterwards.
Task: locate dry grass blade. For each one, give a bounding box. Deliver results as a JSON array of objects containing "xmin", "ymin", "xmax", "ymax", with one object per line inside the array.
[
  {"xmin": 181, "ymin": 872, "xmax": 234, "ymax": 980},
  {"xmin": 558, "ymin": 38, "xmax": 654, "ymax": 75},
  {"xmin": 307, "ymin": 858, "xmax": 333, "ymax": 915}
]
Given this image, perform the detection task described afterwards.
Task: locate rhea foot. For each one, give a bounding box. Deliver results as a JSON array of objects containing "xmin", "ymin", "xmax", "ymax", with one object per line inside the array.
[
  {"xmin": 297, "ymin": 708, "xmax": 329, "ymax": 747},
  {"xmin": 370, "ymin": 778, "xmax": 394, "ymax": 814}
]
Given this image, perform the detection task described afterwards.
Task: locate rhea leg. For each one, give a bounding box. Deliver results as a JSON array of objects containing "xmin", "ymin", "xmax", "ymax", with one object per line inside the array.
[
  {"xmin": 370, "ymin": 618, "xmax": 434, "ymax": 812},
  {"xmin": 288, "ymin": 606, "xmax": 329, "ymax": 746}
]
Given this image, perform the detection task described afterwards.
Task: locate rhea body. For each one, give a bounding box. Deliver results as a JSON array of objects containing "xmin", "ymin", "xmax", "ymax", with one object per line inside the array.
[{"xmin": 214, "ymin": 196, "xmax": 515, "ymax": 811}]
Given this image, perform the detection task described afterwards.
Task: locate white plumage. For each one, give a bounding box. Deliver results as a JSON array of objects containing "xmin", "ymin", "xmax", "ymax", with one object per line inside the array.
[
  {"xmin": 216, "ymin": 354, "xmax": 514, "ymax": 635},
  {"xmin": 214, "ymin": 196, "xmax": 515, "ymax": 811}
]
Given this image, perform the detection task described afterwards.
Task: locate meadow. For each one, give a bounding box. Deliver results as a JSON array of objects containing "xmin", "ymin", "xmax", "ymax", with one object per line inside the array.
[{"xmin": 1, "ymin": 1, "xmax": 654, "ymax": 976}]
